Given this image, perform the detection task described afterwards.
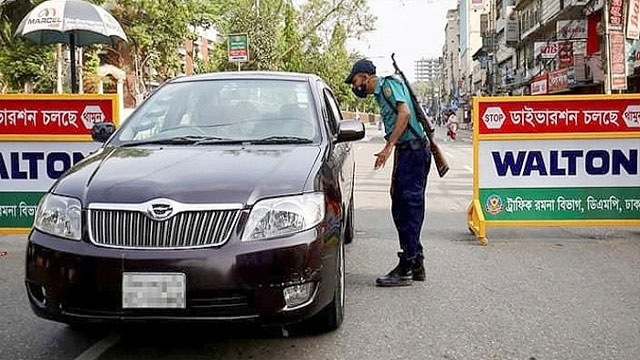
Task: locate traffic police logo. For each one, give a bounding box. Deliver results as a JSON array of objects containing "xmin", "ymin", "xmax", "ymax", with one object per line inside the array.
[
  {"xmin": 383, "ymin": 86, "xmax": 392, "ymax": 98},
  {"xmin": 485, "ymin": 194, "xmax": 504, "ymax": 215}
]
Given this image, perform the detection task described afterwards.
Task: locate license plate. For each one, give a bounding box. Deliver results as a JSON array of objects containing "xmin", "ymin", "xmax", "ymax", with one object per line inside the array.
[{"xmin": 122, "ymin": 273, "xmax": 186, "ymax": 309}]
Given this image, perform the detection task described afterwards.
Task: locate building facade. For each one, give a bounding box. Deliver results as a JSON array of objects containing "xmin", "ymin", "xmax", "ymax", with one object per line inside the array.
[
  {"xmin": 442, "ymin": 7, "xmax": 461, "ymax": 101},
  {"xmin": 415, "ymin": 58, "xmax": 442, "ymax": 82},
  {"xmin": 510, "ymin": 0, "xmax": 602, "ymax": 95},
  {"xmin": 459, "ymin": 0, "xmax": 491, "ymax": 95}
]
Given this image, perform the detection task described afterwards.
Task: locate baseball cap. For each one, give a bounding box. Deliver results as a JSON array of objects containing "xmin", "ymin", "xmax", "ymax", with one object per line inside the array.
[{"xmin": 344, "ymin": 59, "xmax": 376, "ymax": 84}]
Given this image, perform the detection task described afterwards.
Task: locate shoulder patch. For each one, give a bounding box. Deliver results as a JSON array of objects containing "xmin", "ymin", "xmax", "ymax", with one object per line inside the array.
[{"xmin": 383, "ymin": 86, "xmax": 392, "ymax": 98}]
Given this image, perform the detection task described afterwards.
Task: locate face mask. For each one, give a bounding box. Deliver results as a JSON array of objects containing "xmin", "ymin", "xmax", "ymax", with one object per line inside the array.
[{"xmin": 352, "ymin": 77, "xmax": 369, "ymax": 98}]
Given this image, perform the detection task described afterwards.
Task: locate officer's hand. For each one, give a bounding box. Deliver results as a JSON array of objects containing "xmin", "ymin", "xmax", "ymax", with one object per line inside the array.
[{"xmin": 374, "ymin": 145, "xmax": 393, "ymax": 170}]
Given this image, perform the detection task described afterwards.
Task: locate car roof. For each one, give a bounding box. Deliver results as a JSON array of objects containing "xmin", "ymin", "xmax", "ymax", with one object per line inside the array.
[{"xmin": 170, "ymin": 71, "xmax": 324, "ymax": 84}]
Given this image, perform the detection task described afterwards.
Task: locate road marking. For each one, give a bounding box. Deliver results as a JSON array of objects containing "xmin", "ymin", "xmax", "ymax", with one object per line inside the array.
[{"xmin": 74, "ymin": 333, "xmax": 120, "ymax": 360}]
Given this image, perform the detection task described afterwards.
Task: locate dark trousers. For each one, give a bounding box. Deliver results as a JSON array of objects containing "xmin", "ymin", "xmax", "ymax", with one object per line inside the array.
[{"xmin": 391, "ymin": 140, "xmax": 431, "ymax": 261}]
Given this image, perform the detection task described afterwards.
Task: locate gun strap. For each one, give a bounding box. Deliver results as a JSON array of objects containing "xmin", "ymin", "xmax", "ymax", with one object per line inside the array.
[{"xmin": 381, "ymin": 77, "xmax": 427, "ymax": 142}]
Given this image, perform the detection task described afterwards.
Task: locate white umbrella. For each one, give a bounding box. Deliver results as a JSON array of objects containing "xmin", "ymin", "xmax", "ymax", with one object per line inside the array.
[{"xmin": 15, "ymin": 0, "xmax": 127, "ymax": 93}]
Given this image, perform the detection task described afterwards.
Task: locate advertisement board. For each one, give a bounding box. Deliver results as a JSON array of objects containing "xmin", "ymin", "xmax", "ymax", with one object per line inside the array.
[
  {"xmin": 609, "ymin": 0, "xmax": 624, "ymax": 31},
  {"xmin": 557, "ymin": 20, "xmax": 588, "ymax": 40},
  {"xmin": 0, "ymin": 94, "xmax": 118, "ymax": 140},
  {"xmin": 534, "ymin": 42, "xmax": 559, "ymax": 59},
  {"xmin": 610, "ymin": 30, "xmax": 628, "ymax": 90},
  {"xmin": 0, "ymin": 94, "xmax": 118, "ymax": 233},
  {"xmin": 0, "ymin": 142, "xmax": 100, "ymax": 229},
  {"xmin": 548, "ymin": 68, "xmax": 571, "ymax": 94},
  {"xmin": 530, "ymin": 75, "xmax": 548, "ymax": 95},
  {"xmin": 468, "ymin": 95, "xmax": 640, "ymax": 245},
  {"xmin": 628, "ymin": 0, "xmax": 640, "ymax": 39},
  {"xmin": 558, "ymin": 41, "xmax": 575, "ymax": 69},
  {"xmin": 227, "ymin": 33, "xmax": 249, "ymax": 63}
]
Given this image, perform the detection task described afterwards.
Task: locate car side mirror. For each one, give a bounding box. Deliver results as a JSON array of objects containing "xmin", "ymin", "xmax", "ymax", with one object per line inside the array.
[
  {"xmin": 337, "ymin": 120, "xmax": 365, "ymax": 143},
  {"xmin": 91, "ymin": 122, "xmax": 116, "ymax": 143}
]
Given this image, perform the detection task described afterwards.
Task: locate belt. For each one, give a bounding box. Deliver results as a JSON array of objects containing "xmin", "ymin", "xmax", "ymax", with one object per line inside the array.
[{"xmin": 395, "ymin": 138, "xmax": 428, "ymax": 151}]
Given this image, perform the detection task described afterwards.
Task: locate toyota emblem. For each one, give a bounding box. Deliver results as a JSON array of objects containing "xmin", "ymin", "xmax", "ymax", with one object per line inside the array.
[{"xmin": 147, "ymin": 202, "xmax": 174, "ymax": 221}]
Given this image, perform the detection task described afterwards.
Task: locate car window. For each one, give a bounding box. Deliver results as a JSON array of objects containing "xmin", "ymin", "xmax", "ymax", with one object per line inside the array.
[
  {"xmin": 323, "ymin": 89, "xmax": 341, "ymax": 135},
  {"xmin": 115, "ymin": 79, "xmax": 320, "ymax": 143}
]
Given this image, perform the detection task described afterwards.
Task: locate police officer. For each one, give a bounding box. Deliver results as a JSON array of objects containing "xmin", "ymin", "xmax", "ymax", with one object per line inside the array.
[{"xmin": 345, "ymin": 59, "xmax": 431, "ymax": 287}]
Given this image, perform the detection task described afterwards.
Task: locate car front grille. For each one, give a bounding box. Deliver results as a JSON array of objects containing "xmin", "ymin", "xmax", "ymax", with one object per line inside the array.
[{"xmin": 88, "ymin": 203, "xmax": 243, "ymax": 249}]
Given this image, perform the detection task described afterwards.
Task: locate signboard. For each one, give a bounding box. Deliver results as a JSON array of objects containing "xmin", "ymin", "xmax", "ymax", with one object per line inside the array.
[
  {"xmin": 0, "ymin": 142, "xmax": 100, "ymax": 229},
  {"xmin": 468, "ymin": 95, "xmax": 640, "ymax": 244},
  {"xmin": 477, "ymin": 97, "xmax": 640, "ymax": 135},
  {"xmin": 506, "ymin": 20, "xmax": 519, "ymax": 43},
  {"xmin": 0, "ymin": 94, "xmax": 118, "ymax": 140},
  {"xmin": 557, "ymin": 20, "xmax": 588, "ymax": 40},
  {"xmin": 227, "ymin": 33, "xmax": 249, "ymax": 63},
  {"xmin": 610, "ymin": 30, "xmax": 628, "ymax": 90},
  {"xmin": 609, "ymin": 0, "xmax": 624, "ymax": 31},
  {"xmin": 535, "ymin": 42, "xmax": 559, "ymax": 59},
  {"xmin": 558, "ymin": 41, "xmax": 575, "ymax": 69},
  {"xmin": 0, "ymin": 94, "xmax": 118, "ymax": 233},
  {"xmin": 530, "ymin": 75, "xmax": 548, "ymax": 95},
  {"xmin": 628, "ymin": 0, "xmax": 640, "ymax": 39},
  {"xmin": 548, "ymin": 68, "xmax": 570, "ymax": 94}
]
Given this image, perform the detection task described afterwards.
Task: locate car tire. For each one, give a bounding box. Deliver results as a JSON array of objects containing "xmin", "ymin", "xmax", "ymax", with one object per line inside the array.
[
  {"xmin": 308, "ymin": 239, "xmax": 345, "ymax": 333},
  {"xmin": 344, "ymin": 192, "xmax": 355, "ymax": 245}
]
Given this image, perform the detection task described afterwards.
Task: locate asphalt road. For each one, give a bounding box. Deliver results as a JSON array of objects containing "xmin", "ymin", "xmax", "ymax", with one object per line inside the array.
[{"xmin": 0, "ymin": 126, "xmax": 638, "ymax": 360}]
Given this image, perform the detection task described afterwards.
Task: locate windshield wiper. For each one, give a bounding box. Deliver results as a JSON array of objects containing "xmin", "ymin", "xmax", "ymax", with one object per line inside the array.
[
  {"xmin": 120, "ymin": 135, "xmax": 229, "ymax": 147},
  {"xmin": 247, "ymin": 136, "xmax": 314, "ymax": 144}
]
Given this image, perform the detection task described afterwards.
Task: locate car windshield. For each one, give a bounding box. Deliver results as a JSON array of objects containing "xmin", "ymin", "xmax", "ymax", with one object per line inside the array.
[{"xmin": 113, "ymin": 79, "xmax": 320, "ymax": 145}]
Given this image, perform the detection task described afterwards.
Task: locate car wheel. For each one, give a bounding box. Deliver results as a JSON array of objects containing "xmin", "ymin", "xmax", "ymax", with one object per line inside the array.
[
  {"xmin": 344, "ymin": 192, "xmax": 355, "ymax": 245},
  {"xmin": 309, "ymin": 239, "xmax": 345, "ymax": 333}
]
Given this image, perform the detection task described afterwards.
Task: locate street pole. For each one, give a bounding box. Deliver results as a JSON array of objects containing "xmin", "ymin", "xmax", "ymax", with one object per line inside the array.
[
  {"xmin": 604, "ymin": 0, "xmax": 612, "ymax": 94},
  {"xmin": 70, "ymin": 33, "xmax": 78, "ymax": 94}
]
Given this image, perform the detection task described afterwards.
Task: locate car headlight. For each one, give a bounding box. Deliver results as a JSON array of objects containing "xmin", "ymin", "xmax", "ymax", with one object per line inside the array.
[
  {"xmin": 242, "ymin": 193, "xmax": 325, "ymax": 241},
  {"xmin": 34, "ymin": 193, "xmax": 82, "ymax": 241}
]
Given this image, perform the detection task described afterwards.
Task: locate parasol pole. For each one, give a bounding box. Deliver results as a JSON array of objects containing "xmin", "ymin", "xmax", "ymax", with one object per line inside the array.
[{"xmin": 69, "ymin": 33, "xmax": 78, "ymax": 94}]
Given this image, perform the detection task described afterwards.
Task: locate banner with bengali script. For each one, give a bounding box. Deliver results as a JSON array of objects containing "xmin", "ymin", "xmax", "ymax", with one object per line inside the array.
[
  {"xmin": 477, "ymin": 97, "xmax": 640, "ymax": 135},
  {"xmin": 472, "ymin": 95, "xmax": 640, "ymax": 227},
  {"xmin": 0, "ymin": 94, "xmax": 118, "ymax": 138}
]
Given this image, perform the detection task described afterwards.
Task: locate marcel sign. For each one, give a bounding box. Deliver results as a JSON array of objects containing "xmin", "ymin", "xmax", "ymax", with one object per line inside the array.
[
  {"xmin": 468, "ymin": 95, "xmax": 640, "ymax": 243},
  {"xmin": 0, "ymin": 94, "xmax": 118, "ymax": 232}
]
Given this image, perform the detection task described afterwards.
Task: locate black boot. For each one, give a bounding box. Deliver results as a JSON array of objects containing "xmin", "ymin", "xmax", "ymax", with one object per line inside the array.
[
  {"xmin": 376, "ymin": 253, "xmax": 413, "ymax": 287},
  {"xmin": 412, "ymin": 254, "xmax": 425, "ymax": 281}
]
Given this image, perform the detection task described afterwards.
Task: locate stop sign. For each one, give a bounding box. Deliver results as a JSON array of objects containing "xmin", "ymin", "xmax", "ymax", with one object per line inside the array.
[{"xmin": 482, "ymin": 107, "xmax": 506, "ymax": 130}]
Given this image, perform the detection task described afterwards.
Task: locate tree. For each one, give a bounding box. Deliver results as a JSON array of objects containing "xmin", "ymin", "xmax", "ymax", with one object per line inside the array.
[
  {"xmin": 106, "ymin": 0, "xmax": 226, "ymax": 101},
  {"xmin": 0, "ymin": 0, "xmax": 56, "ymax": 93},
  {"xmin": 413, "ymin": 81, "xmax": 434, "ymax": 103},
  {"xmin": 281, "ymin": 2, "xmax": 302, "ymax": 72}
]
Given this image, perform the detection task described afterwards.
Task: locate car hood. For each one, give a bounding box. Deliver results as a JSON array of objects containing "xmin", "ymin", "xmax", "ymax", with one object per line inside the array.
[{"xmin": 53, "ymin": 145, "xmax": 322, "ymax": 206}]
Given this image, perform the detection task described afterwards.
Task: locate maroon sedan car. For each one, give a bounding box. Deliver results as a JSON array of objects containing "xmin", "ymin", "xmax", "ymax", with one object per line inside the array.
[{"xmin": 25, "ymin": 72, "xmax": 364, "ymax": 332}]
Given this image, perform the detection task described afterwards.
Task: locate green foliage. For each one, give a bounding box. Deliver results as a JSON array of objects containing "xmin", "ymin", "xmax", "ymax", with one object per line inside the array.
[
  {"xmin": 0, "ymin": 38, "xmax": 55, "ymax": 93},
  {"xmin": 412, "ymin": 81, "xmax": 436, "ymax": 102},
  {"xmin": 0, "ymin": 0, "xmax": 376, "ymax": 108},
  {"xmin": 0, "ymin": 0, "xmax": 56, "ymax": 93},
  {"xmin": 281, "ymin": 2, "xmax": 302, "ymax": 72}
]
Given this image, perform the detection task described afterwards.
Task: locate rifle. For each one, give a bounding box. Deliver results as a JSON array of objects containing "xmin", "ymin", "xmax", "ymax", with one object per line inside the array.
[{"xmin": 391, "ymin": 53, "xmax": 450, "ymax": 178}]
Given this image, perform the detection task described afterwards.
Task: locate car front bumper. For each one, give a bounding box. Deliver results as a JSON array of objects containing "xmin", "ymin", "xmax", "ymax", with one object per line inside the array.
[{"xmin": 25, "ymin": 228, "xmax": 338, "ymax": 325}]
